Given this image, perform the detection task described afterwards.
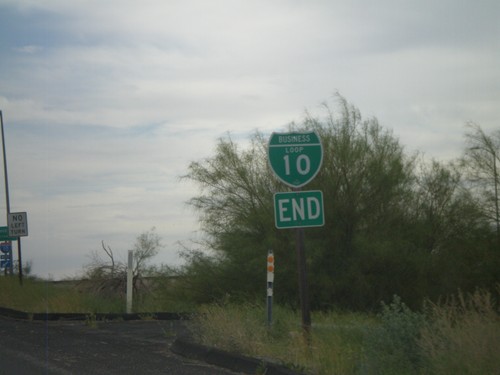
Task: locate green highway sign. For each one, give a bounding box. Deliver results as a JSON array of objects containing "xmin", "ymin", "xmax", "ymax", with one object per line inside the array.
[
  {"xmin": 0, "ymin": 226, "xmax": 17, "ymax": 241},
  {"xmin": 268, "ymin": 131, "xmax": 323, "ymax": 188},
  {"xmin": 274, "ymin": 190, "xmax": 324, "ymax": 229}
]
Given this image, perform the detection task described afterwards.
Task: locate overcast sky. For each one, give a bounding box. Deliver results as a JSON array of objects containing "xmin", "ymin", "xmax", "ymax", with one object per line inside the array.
[{"xmin": 0, "ymin": 0, "xmax": 499, "ymax": 279}]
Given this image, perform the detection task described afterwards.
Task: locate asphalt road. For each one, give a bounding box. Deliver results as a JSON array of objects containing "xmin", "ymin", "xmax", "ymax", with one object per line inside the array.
[{"xmin": 0, "ymin": 316, "xmax": 240, "ymax": 375}]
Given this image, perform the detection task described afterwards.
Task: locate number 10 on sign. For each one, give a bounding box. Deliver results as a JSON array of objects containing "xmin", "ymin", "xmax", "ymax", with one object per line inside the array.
[
  {"xmin": 283, "ymin": 153, "xmax": 312, "ymax": 176},
  {"xmin": 268, "ymin": 131, "xmax": 323, "ymax": 188}
]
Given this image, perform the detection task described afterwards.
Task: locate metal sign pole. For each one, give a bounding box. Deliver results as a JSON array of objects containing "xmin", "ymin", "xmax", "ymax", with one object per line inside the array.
[
  {"xmin": 0, "ymin": 111, "xmax": 10, "ymax": 214},
  {"xmin": 268, "ymin": 131, "xmax": 322, "ymax": 339},
  {"xmin": 8, "ymin": 242, "xmax": 13, "ymax": 275},
  {"xmin": 292, "ymin": 185, "xmax": 311, "ymax": 335},
  {"xmin": 126, "ymin": 250, "xmax": 133, "ymax": 313},
  {"xmin": 296, "ymin": 226, "xmax": 311, "ymax": 334},
  {"xmin": 17, "ymin": 237, "xmax": 22, "ymax": 285},
  {"xmin": 0, "ymin": 111, "xmax": 13, "ymax": 276}
]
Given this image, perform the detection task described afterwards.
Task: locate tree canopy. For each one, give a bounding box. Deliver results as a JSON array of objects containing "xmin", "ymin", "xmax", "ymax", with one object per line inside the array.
[{"xmin": 179, "ymin": 96, "xmax": 499, "ymax": 310}]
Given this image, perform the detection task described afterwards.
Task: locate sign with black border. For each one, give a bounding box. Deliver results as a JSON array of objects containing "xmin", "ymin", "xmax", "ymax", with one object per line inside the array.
[{"xmin": 8, "ymin": 212, "xmax": 28, "ymax": 237}]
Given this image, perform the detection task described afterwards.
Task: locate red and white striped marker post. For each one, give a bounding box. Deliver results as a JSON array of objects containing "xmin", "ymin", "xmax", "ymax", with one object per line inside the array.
[{"xmin": 267, "ymin": 250, "xmax": 274, "ymax": 327}]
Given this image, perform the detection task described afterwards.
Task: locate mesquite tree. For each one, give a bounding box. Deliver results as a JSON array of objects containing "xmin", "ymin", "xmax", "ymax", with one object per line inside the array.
[
  {"xmin": 177, "ymin": 96, "xmax": 499, "ymax": 309},
  {"xmin": 83, "ymin": 228, "xmax": 162, "ymax": 296},
  {"xmin": 461, "ymin": 122, "xmax": 500, "ymax": 239}
]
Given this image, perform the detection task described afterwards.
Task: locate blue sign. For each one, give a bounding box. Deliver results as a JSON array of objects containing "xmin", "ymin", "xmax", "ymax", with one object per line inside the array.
[
  {"xmin": 0, "ymin": 242, "xmax": 11, "ymax": 254},
  {"xmin": 0, "ymin": 253, "xmax": 10, "ymax": 269}
]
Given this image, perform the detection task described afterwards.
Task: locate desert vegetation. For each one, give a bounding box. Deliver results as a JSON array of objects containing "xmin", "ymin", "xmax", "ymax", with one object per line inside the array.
[
  {"xmin": 1, "ymin": 95, "xmax": 499, "ymax": 374},
  {"xmin": 2, "ymin": 276, "xmax": 497, "ymax": 374},
  {"xmin": 191, "ymin": 289, "xmax": 499, "ymax": 375}
]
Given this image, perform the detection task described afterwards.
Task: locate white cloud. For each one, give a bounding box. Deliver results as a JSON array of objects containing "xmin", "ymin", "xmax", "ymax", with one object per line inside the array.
[
  {"xmin": 0, "ymin": 0, "xmax": 499, "ymax": 278},
  {"xmin": 14, "ymin": 45, "xmax": 44, "ymax": 54}
]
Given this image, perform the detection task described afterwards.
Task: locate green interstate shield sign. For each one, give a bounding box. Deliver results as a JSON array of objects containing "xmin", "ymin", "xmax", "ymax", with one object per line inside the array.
[
  {"xmin": 274, "ymin": 190, "xmax": 324, "ymax": 229},
  {"xmin": 268, "ymin": 131, "xmax": 323, "ymax": 188}
]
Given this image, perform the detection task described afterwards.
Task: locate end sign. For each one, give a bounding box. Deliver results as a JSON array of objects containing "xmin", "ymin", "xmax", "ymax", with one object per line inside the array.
[
  {"xmin": 8, "ymin": 212, "xmax": 28, "ymax": 237},
  {"xmin": 274, "ymin": 190, "xmax": 324, "ymax": 229}
]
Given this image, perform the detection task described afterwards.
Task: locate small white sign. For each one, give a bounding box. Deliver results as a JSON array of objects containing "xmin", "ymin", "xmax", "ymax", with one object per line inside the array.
[{"xmin": 8, "ymin": 212, "xmax": 28, "ymax": 237}]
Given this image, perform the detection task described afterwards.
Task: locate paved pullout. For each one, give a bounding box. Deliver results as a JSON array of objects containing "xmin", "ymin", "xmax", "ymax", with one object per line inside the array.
[{"xmin": 0, "ymin": 316, "xmax": 240, "ymax": 375}]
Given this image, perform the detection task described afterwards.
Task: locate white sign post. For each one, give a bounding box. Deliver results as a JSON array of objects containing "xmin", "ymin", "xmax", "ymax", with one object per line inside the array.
[{"xmin": 126, "ymin": 250, "xmax": 134, "ymax": 314}]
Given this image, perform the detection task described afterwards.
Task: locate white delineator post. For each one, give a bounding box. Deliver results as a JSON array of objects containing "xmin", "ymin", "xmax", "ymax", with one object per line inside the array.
[
  {"xmin": 126, "ymin": 250, "xmax": 133, "ymax": 314},
  {"xmin": 267, "ymin": 250, "xmax": 274, "ymax": 327}
]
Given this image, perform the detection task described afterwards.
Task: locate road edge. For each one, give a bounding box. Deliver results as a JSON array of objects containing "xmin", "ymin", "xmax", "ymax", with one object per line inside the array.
[
  {"xmin": 0, "ymin": 306, "xmax": 304, "ymax": 374},
  {"xmin": 171, "ymin": 337, "xmax": 304, "ymax": 375}
]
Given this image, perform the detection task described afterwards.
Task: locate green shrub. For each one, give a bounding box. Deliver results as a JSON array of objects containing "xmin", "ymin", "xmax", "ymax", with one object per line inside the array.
[{"xmin": 363, "ymin": 295, "xmax": 425, "ymax": 375}]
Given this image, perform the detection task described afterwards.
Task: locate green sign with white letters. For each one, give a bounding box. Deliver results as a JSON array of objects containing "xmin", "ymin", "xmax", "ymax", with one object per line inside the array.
[
  {"xmin": 268, "ymin": 131, "xmax": 323, "ymax": 188},
  {"xmin": 0, "ymin": 226, "xmax": 17, "ymax": 241},
  {"xmin": 274, "ymin": 190, "xmax": 324, "ymax": 229}
]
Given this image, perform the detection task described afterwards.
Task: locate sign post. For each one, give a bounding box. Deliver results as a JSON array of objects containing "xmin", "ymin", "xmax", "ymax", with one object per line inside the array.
[
  {"xmin": 295, "ymin": 223, "xmax": 311, "ymax": 335},
  {"xmin": 126, "ymin": 250, "xmax": 134, "ymax": 314},
  {"xmin": 0, "ymin": 111, "xmax": 14, "ymax": 276},
  {"xmin": 8, "ymin": 212, "xmax": 28, "ymax": 285},
  {"xmin": 268, "ymin": 130, "xmax": 324, "ymax": 335}
]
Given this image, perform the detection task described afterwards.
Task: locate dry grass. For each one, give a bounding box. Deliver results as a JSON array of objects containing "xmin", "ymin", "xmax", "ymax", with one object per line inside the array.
[
  {"xmin": 0, "ymin": 276, "xmax": 123, "ymax": 313},
  {"xmin": 419, "ymin": 287, "xmax": 500, "ymax": 375},
  {"xmin": 193, "ymin": 289, "xmax": 500, "ymax": 375},
  {"xmin": 3, "ymin": 276, "xmax": 498, "ymax": 374},
  {"xmin": 192, "ymin": 303, "xmax": 374, "ymax": 375}
]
